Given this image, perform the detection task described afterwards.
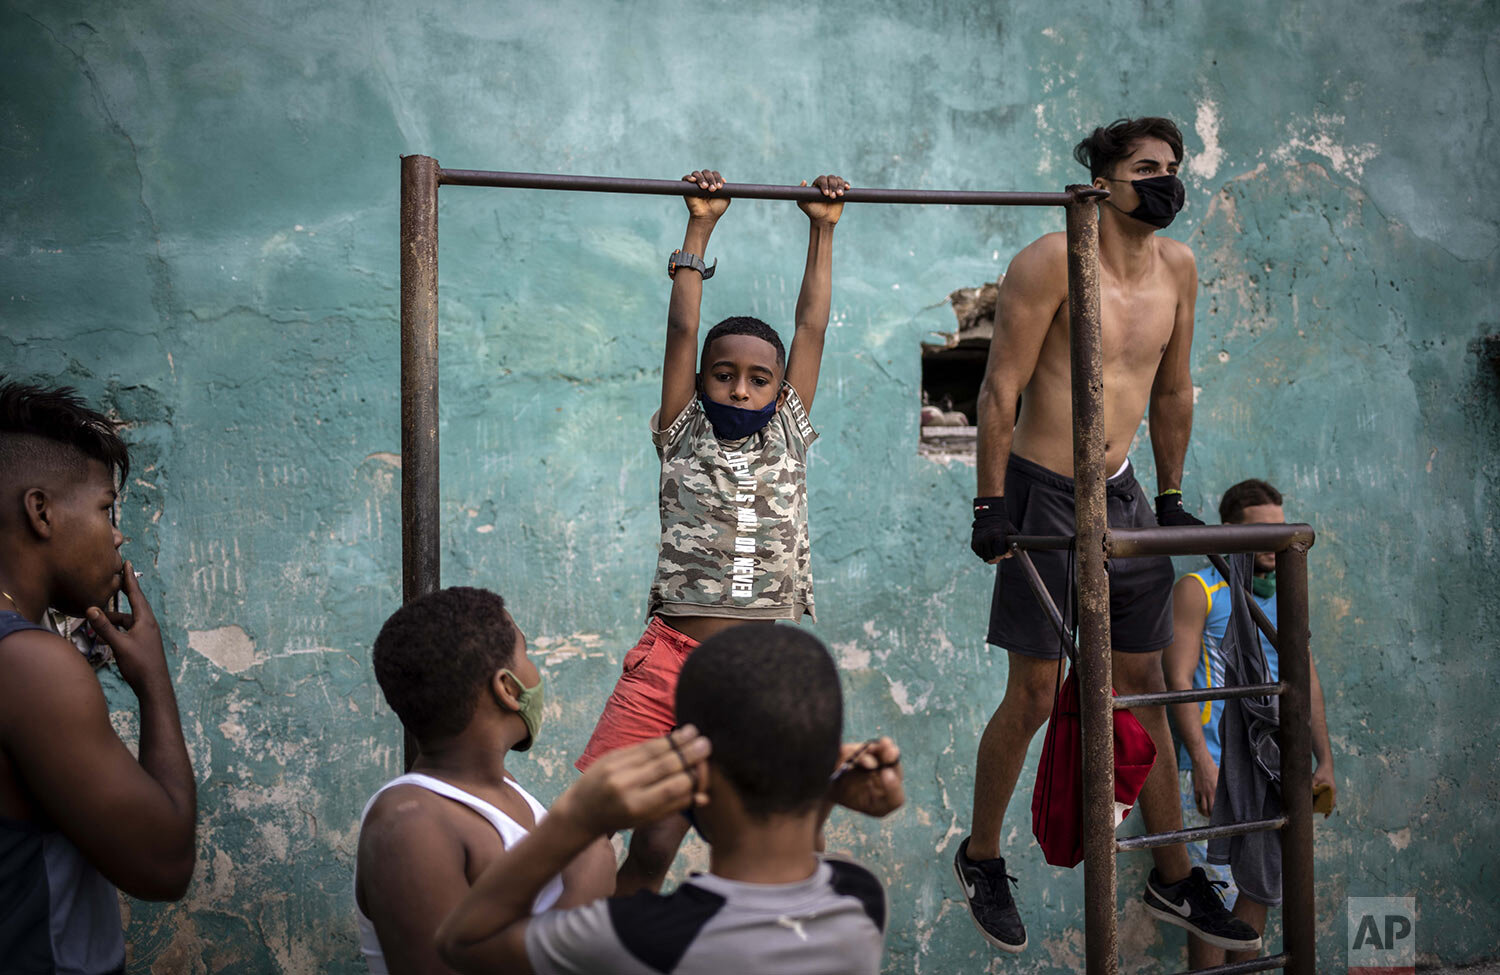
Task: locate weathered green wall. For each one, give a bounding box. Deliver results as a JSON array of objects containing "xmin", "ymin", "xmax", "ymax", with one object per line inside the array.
[{"xmin": 2, "ymin": 0, "xmax": 1497, "ymax": 969}]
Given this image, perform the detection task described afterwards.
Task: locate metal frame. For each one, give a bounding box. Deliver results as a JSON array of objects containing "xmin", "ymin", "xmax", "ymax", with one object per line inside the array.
[
  {"xmin": 1009, "ymin": 527, "xmax": 1315, "ymax": 973},
  {"xmin": 397, "ymin": 155, "xmax": 1315, "ymax": 973}
]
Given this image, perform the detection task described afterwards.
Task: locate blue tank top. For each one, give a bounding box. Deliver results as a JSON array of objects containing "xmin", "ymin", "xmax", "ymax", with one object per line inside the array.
[
  {"xmin": 1178, "ymin": 569, "xmax": 1279, "ymax": 770},
  {"xmin": 0, "ymin": 611, "xmax": 127, "ymax": 974}
]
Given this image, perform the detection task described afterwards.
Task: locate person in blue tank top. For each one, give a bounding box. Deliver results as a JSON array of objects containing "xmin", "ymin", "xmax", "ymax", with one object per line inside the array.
[
  {"xmin": 0, "ymin": 381, "xmax": 197, "ymax": 974},
  {"xmin": 1163, "ymin": 478, "xmax": 1336, "ymax": 969}
]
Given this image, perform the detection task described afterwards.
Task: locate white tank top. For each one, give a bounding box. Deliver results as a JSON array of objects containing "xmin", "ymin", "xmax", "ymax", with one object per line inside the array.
[{"xmin": 354, "ymin": 772, "xmax": 565, "ymax": 974}]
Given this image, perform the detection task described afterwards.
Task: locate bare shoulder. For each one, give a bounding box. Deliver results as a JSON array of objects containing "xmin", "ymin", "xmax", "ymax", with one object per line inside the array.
[
  {"xmin": 0, "ymin": 625, "xmax": 89, "ymax": 669},
  {"xmin": 1171, "ymin": 572, "xmax": 1209, "ymax": 616},
  {"xmin": 357, "ymin": 784, "xmax": 473, "ymax": 882},
  {"xmin": 360, "ymin": 783, "xmax": 455, "ymax": 846},
  {"xmin": 356, "ymin": 782, "xmax": 475, "ymax": 924},
  {"xmin": 0, "ymin": 629, "xmax": 106, "ymax": 733},
  {"xmin": 1173, "ymin": 571, "xmax": 1206, "ymax": 598},
  {"xmin": 1157, "ymin": 237, "xmax": 1198, "ymax": 281},
  {"xmin": 1011, "ymin": 231, "xmax": 1069, "ymax": 272},
  {"xmin": 1002, "ymin": 232, "xmax": 1070, "ymax": 294}
]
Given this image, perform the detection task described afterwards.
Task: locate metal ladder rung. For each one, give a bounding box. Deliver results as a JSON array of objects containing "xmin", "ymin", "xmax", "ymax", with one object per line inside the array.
[
  {"xmin": 1113, "ymin": 681, "xmax": 1285, "ymax": 710},
  {"xmin": 1170, "ymin": 952, "xmax": 1289, "ymax": 975},
  {"xmin": 1116, "ymin": 816, "xmax": 1287, "ymax": 852}
]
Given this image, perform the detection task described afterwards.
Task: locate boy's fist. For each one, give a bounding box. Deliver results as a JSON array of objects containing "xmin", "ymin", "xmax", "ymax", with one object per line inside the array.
[
  {"xmin": 830, "ymin": 737, "xmax": 904, "ymax": 818},
  {"xmin": 683, "ymin": 169, "xmax": 729, "ymax": 220},
  {"xmin": 798, "ymin": 174, "xmax": 848, "ymax": 225},
  {"xmin": 970, "ymin": 498, "xmax": 1016, "ymax": 563},
  {"xmin": 1154, "ymin": 492, "xmax": 1205, "ymax": 528}
]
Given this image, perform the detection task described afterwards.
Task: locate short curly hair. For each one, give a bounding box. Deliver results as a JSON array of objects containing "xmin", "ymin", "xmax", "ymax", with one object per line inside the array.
[
  {"xmin": 372, "ymin": 587, "xmax": 518, "ymax": 744},
  {"xmin": 675, "ymin": 623, "xmax": 841, "ymax": 817},
  {"xmin": 1073, "ymin": 117, "xmax": 1184, "ymax": 180},
  {"xmin": 701, "ymin": 316, "xmax": 786, "ymax": 370},
  {"xmin": 1219, "ymin": 479, "xmax": 1283, "ymax": 525}
]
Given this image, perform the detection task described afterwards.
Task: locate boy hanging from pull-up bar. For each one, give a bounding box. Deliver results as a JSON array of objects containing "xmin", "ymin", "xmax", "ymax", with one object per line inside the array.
[{"xmin": 576, "ymin": 167, "xmax": 848, "ymax": 895}]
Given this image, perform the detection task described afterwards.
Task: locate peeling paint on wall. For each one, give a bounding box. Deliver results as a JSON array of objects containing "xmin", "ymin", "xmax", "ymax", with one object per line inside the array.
[
  {"xmin": 1192, "ymin": 98, "xmax": 1224, "ymax": 182},
  {"xmin": 188, "ymin": 625, "xmax": 260, "ymax": 674},
  {"xmin": 2, "ymin": 0, "xmax": 1497, "ymax": 972}
]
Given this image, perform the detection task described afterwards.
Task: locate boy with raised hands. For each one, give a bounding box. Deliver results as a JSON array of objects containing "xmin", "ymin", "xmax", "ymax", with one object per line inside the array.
[
  {"xmin": 576, "ymin": 167, "xmax": 848, "ymax": 894},
  {"xmin": 0, "ymin": 381, "xmax": 197, "ymax": 972},
  {"xmin": 438, "ymin": 624, "xmax": 903, "ymax": 975}
]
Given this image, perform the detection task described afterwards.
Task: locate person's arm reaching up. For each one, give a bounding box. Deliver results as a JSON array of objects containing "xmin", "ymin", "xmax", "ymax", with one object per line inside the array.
[
  {"xmin": 972, "ymin": 236, "xmax": 1067, "ymax": 561},
  {"xmin": 0, "ymin": 565, "xmax": 196, "ymax": 900},
  {"xmin": 436, "ymin": 729, "xmax": 711, "ymax": 975},
  {"xmin": 1164, "ymin": 574, "xmax": 1217, "ymax": 816},
  {"xmin": 662, "ymin": 170, "xmax": 730, "ymax": 426},
  {"xmin": 783, "ymin": 174, "xmax": 848, "ymax": 413}
]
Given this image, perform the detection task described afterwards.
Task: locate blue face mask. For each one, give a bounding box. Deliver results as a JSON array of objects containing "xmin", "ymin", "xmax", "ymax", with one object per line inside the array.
[{"xmin": 698, "ymin": 392, "xmax": 776, "ymax": 441}]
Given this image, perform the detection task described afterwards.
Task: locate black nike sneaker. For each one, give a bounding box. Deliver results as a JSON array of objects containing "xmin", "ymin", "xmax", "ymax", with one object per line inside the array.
[
  {"xmin": 953, "ymin": 837, "xmax": 1026, "ymax": 953},
  {"xmin": 1142, "ymin": 867, "xmax": 1263, "ymax": 951}
]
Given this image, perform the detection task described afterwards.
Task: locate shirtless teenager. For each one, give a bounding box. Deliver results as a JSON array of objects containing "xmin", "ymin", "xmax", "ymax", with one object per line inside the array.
[{"xmin": 952, "ymin": 118, "xmax": 1260, "ymax": 953}]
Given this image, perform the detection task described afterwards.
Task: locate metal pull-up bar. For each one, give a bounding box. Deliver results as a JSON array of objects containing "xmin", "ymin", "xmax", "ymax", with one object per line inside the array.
[
  {"xmin": 396, "ymin": 153, "xmax": 1110, "ymax": 770},
  {"xmin": 397, "ymin": 154, "xmax": 1316, "ymax": 974},
  {"xmin": 399, "ymin": 153, "xmax": 1110, "ymax": 614},
  {"xmin": 437, "ymin": 166, "xmax": 1109, "ymax": 208}
]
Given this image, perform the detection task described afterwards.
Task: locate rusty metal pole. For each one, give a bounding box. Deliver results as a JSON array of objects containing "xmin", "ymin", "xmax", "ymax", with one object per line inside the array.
[
  {"xmin": 1277, "ymin": 541, "xmax": 1316, "ymax": 974},
  {"xmin": 438, "ymin": 168, "xmax": 1082, "ymax": 206},
  {"xmin": 400, "ymin": 154, "xmax": 441, "ymax": 769},
  {"xmin": 1066, "ymin": 187, "xmax": 1116, "ymax": 975}
]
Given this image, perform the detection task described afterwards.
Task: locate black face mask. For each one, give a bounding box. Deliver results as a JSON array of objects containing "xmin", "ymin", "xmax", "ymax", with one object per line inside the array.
[{"xmin": 1104, "ymin": 174, "xmax": 1185, "ymax": 229}]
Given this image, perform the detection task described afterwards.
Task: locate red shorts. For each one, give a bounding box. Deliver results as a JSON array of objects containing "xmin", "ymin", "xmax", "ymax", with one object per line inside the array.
[{"xmin": 575, "ymin": 616, "xmax": 701, "ymax": 773}]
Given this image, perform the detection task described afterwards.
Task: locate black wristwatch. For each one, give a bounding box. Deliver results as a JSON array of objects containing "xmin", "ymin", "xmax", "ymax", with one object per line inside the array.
[{"xmin": 667, "ymin": 249, "xmax": 716, "ymax": 280}]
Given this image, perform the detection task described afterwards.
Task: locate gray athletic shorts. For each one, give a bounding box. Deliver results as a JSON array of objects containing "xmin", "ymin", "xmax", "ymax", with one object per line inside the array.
[{"xmin": 987, "ymin": 454, "xmax": 1174, "ymax": 658}]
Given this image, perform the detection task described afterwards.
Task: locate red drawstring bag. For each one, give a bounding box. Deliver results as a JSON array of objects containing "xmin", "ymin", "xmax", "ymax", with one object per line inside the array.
[{"xmin": 1031, "ymin": 667, "xmax": 1157, "ymax": 868}]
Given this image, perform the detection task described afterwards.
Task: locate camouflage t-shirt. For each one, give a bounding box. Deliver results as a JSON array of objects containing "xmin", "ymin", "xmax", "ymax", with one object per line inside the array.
[{"xmin": 648, "ymin": 386, "xmax": 818, "ymax": 622}]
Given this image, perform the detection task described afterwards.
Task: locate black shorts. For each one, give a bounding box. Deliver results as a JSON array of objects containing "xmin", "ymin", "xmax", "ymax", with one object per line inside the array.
[{"xmin": 987, "ymin": 454, "xmax": 1174, "ymax": 658}]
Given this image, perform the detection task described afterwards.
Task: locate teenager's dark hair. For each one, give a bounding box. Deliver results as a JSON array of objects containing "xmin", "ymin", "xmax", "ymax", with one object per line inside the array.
[
  {"xmin": 701, "ymin": 316, "xmax": 786, "ymax": 368},
  {"xmin": 1219, "ymin": 479, "xmax": 1283, "ymax": 524},
  {"xmin": 676, "ymin": 623, "xmax": 841, "ymax": 817},
  {"xmin": 0, "ymin": 380, "xmax": 130, "ymax": 487},
  {"xmin": 1073, "ymin": 117, "xmax": 1184, "ymax": 179},
  {"xmin": 372, "ymin": 586, "xmax": 518, "ymax": 744}
]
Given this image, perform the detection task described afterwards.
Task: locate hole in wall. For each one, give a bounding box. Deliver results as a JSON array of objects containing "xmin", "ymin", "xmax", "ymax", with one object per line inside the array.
[{"xmin": 920, "ymin": 280, "xmax": 998, "ymax": 459}]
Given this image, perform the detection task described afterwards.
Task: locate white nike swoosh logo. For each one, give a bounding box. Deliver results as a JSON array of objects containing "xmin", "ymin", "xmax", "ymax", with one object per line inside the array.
[
  {"xmin": 1153, "ymin": 884, "xmax": 1192, "ymax": 917},
  {"xmin": 963, "ymin": 877, "xmax": 976, "ymax": 899}
]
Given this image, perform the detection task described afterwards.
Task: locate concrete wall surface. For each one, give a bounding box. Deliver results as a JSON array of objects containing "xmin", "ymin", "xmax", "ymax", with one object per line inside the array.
[{"xmin": 2, "ymin": 0, "xmax": 1497, "ymax": 970}]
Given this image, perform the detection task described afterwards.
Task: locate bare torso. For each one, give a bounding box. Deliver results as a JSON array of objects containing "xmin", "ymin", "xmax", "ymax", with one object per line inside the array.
[
  {"xmin": 662, "ymin": 614, "xmax": 754, "ymax": 642},
  {"xmin": 1010, "ymin": 231, "xmax": 1193, "ymax": 477}
]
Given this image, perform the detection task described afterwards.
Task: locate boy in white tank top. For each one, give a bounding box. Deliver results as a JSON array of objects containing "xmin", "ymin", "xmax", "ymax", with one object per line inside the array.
[
  {"xmin": 354, "ymin": 587, "xmax": 616, "ymax": 974},
  {"xmin": 435, "ymin": 625, "xmax": 907, "ymax": 975}
]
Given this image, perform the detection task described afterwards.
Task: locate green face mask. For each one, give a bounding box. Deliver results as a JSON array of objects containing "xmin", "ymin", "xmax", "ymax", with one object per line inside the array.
[
  {"xmin": 1251, "ymin": 572, "xmax": 1276, "ymax": 599},
  {"xmin": 498, "ymin": 668, "xmax": 545, "ymax": 752}
]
